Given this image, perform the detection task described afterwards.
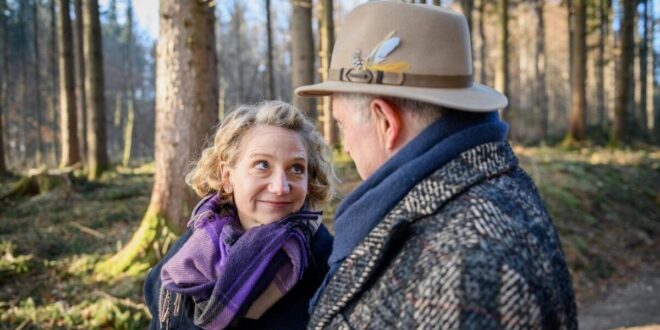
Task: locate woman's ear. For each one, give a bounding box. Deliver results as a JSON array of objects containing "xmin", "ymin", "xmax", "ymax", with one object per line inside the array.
[
  {"xmin": 370, "ymin": 98, "xmax": 401, "ymax": 153},
  {"xmin": 219, "ymin": 162, "xmax": 233, "ymax": 194}
]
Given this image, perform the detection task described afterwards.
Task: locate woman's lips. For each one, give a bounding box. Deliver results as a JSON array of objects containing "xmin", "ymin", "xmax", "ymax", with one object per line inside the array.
[{"xmin": 259, "ymin": 200, "xmax": 292, "ymax": 208}]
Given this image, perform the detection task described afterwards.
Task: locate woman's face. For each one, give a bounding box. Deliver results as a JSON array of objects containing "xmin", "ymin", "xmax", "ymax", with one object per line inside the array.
[{"xmin": 222, "ymin": 125, "xmax": 309, "ymax": 230}]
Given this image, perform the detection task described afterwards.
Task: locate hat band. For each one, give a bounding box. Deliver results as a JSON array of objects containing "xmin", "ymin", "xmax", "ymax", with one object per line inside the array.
[{"xmin": 329, "ymin": 68, "xmax": 473, "ymax": 88}]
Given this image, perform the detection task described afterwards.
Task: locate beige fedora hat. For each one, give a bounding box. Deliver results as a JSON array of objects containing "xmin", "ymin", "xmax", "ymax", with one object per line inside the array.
[{"xmin": 295, "ymin": 1, "xmax": 507, "ymax": 112}]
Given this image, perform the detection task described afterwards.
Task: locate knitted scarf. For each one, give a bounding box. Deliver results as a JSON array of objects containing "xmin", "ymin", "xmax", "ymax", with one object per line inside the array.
[
  {"xmin": 310, "ymin": 111, "xmax": 508, "ymax": 310},
  {"xmin": 160, "ymin": 194, "xmax": 321, "ymax": 329}
]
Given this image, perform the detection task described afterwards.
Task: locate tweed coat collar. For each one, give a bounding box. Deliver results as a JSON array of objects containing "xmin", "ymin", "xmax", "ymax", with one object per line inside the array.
[{"xmin": 309, "ymin": 141, "xmax": 519, "ymax": 329}]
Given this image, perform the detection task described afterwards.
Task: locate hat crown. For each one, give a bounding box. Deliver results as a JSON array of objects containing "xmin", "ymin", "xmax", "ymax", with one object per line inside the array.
[
  {"xmin": 331, "ymin": 2, "xmax": 472, "ymax": 77},
  {"xmin": 295, "ymin": 1, "xmax": 508, "ymax": 113}
]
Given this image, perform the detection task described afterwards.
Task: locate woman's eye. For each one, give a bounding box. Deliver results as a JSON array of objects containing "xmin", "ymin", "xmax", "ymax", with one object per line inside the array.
[
  {"xmin": 254, "ymin": 161, "xmax": 269, "ymax": 170},
  {"xmin": 291, "ymin": 164, "xmax": 306, "ymax": 175}
]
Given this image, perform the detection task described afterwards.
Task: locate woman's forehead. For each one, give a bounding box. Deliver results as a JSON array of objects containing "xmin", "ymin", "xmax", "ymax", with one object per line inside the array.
[{"xmin": 240, "ymin": 125, "xmax": 307, "ymax": 158}]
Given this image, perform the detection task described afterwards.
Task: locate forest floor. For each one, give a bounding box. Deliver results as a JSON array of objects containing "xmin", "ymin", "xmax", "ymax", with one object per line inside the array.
[{"xmin": 0, "ymin": 145, "xmax": 658, "ymax": 329}]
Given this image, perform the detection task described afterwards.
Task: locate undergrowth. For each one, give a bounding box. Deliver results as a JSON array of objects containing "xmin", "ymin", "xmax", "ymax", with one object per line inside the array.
[{"xmin": 0, "ymin": 146, "xmax": 658, "ymax": 328}]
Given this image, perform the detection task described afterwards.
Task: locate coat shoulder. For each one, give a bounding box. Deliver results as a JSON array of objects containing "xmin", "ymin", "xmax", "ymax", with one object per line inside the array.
[{"xmin": 339, "ymin": 167, "xmax": 577, "ymax": 329}]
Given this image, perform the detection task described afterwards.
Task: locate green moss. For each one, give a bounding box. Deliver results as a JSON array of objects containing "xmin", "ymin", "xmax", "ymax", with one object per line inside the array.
[
  {"xmin": 95, "ymin": 206, "xmax": 177, "ymax": 279},
  {"xmin": 0, "ymin": 296, "xmax": 149, "ymax": 330}
]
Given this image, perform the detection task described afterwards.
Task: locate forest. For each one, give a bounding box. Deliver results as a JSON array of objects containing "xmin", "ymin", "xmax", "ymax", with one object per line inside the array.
[{"xmin": 0, "ymin": 0, "xmax": 659, "ymax": 329}]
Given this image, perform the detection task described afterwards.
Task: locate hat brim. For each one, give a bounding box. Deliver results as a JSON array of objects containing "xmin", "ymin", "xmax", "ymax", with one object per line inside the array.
[{"xmin": 295, "ymin": 81, "xmax": 508, "ymax": 113}]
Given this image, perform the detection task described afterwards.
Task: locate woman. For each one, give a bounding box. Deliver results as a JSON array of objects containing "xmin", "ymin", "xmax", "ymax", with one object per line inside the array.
[{"xmin": 144, "ymin": 101, "xmax": 335, "ymax": 329}]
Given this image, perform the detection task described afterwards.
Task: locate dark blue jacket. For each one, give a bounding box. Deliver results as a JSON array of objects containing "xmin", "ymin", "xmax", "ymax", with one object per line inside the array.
[{"xmin": 144, "ymin": 223, "xmax": 333, "ymax": 329}]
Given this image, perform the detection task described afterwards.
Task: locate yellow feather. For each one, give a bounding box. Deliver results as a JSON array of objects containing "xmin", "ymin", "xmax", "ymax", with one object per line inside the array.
[{"xmin": 367, "ymin": 61, "xmax": 411, "ymax": 73}]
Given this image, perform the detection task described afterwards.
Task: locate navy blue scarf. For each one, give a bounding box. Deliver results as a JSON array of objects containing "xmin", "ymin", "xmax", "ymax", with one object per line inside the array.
[{"xmin": 310, "ymin": 111, "xmax": 508, "ymax": 311}]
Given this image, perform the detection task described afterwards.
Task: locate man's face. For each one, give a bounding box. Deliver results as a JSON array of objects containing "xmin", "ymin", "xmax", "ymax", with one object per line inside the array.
[{"xmin": 332, "ymin": 96, "xmax": 384, "ymax": 179}]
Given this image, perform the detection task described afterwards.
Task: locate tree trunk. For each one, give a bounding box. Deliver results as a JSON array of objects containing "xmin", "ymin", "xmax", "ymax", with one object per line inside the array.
[
  {"xmin": 612, "ymin": 0, "xmax": 635, "ymax": 145},
  {"xmin": 33, "ymin": 1, "xmax": 44, "ymax": 164},
  {"xmin": 122, "ymin": 0, "xmax": 134, "ymax": 167},
  {"xmin": 57, "ymin": 0, "xmax": 81, "ymax": 167},
  {"xmin": 567, "ymin": 0, "xmax": 574, "ymax": 91},
  {"xmin": 533, "ymin": 0, "xmax": 548, "ymax": 142},
  {"xmin": 19, "ymin": 2, "xmax": 28, "ymax": 165},
  {"xmin": 83, "ymin": 0, "xmax": 108, "ymax": 180},
  {"xmin": 113, "ymin": 91, "xmax": 122, "ymax": 130},
  {"xmin": 460, "ymin": 0, "xmax": 474, "ymax": 69},
  {"xmin": 638, "ymin": 0, "xmax": 649, "ymax": 136},
  {"xmin": 122, "ymin": 98, "xmax": 134, "ymax": 167},
  {"xmin": 49, "ymin": 0, "xmax": 59, "ymax": 167},
  {"xmin": 596, "ymin": 0, "xmax": 610, "ymax": 130},
  {"xmin": 495, "ymin": 0, "xmax": 509, "ymax": 119},
  {"xmin": 0, "ymin": 0, "xmax": 8, "ymax": 173},
  {"xmin": 568, "ymin": 0, "xmax": 586, "ymax": 142},
  {"xmin": 319, "ymin": 0, "xmax": 337, "ymax": 147},
  {"xmin": 74, "ymin": 0, "xmax": 87, "ymax": 164},
  {"xmin": 233, "ymin": 2, "xmax": 243, "ymax": 103},
  {"xmin": 651, "ymin": 1, "xmax": 659, "ymax": 141},
  {"xmin": 460, "ymin": 0, "xmax": 474, "ymax": 39},
  {"xmin": 477, "ymin": 0, "xmax": 487, "ymax": 84},
  {"xmin": 97, "ymin": 0, "xmax": 218, "ymax": 277},
  {"xmin": 265, "ymin": 0, "xmax": 274, "ymax": 100},
  {"xmin": 291, "ymin": 0, "xmax": 316, "ymax": 121}
]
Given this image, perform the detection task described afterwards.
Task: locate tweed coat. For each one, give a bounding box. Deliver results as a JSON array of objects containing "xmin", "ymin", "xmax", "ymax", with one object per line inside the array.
[{"xmin": 310, "ymin": 141, "xmax": 577, "ymax": 329}]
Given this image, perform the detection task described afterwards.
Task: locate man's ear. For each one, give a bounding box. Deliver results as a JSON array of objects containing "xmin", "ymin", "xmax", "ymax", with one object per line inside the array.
[{"xmin": 370, "ymin": 98, "xmax": 401, "ymax": 152}]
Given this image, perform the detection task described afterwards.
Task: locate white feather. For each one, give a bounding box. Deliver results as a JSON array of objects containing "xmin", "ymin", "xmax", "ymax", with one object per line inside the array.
[{"xmin": 373, "ymin": 37, "xmax": 401, "ymax": 64}]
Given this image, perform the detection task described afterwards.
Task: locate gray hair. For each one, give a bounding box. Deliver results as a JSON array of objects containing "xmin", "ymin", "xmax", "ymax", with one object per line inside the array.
[{"xmin": 335, "ymin": 93, "xmax": 446, "ymax": 125}]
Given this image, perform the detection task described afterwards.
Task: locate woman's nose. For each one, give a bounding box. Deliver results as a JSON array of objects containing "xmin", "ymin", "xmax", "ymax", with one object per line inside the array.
[{"xmin": 268, "ymin": 171, "xmax": 290, "ymax": 195}]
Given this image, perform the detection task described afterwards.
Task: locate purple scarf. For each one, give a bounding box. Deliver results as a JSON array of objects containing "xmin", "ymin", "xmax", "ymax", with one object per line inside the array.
[{"xmin": 160, "ymin": 194, "xmax": 321, "ymax": 329}]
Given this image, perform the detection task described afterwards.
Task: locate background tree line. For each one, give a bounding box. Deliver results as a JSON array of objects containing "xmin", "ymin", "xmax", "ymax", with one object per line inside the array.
[{"xmin": 1, "ymin": 0, "xmax": 658, "ymax": 177}]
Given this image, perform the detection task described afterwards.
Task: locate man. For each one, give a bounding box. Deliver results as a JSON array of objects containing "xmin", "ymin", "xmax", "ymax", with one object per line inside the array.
[{"xmin": 296, "ymin": 2, "xmax": 577, "ymax": 329}]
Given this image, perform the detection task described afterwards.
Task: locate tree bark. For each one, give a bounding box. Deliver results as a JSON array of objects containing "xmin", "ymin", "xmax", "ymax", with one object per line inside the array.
[
  {"xmin": 0, "ymin": 0, "xmax": 8, "ymax": 173},
  {"xmin": 495, "ymin": 0, "xmax": 509, "ymax": 119},
  {"xmin": 57, "ymin": 0, "xmax": 81, "ymax": 167},
  {"xmin": 233, "ymin": 2, "xmax": 243, "ymax": 103},
  {"xmin": 49, "ymin": 0, "xmax": 59, "ymax": 166},
  {"xmin": 533, "ymin": 0, "xmax": 548, "ymax": 142},
  {"xmin": 596, "ymin": 0, "xmax": 610, "ymax": 130},
  {"xmin": 319, "ymin": 0, "xmax": 337, "ymax": 147},
  {"xmin": 83, "ymin": 0, "xmax": 108, "ymax": 179},
  {"xmin": 74, "ymin": 0, "xmax": 87, "ymax": 164},
  {"xmin": 33, "ymin": 1, "xmax": 44, "ymax": 164},
  {"xmin": 291, "ymin": 0, "xmax": 316, "ymax": 120},
  {"xmin": 639, "ymin": 0, "xmax": 649, "ymax": 136},
  {"xmin": 651, "ymin": 1, "xmax": 659, "ymax": 141},
  {"xmin": 612, "ymin": 0, "xmax": 635, "ymax": 145},
  {"xmin": 18, "ymin": 2, "xmax": 28, "ymax": 164},
  {"xmin": 460, "ymin": 0, "xmax": 474, "ymax": 38},
  {"xmin": 265, "ymin": 0, "xmax": 274, "ymax": 100},
  {"xmin": 567, "ymin": 0, "xmax": 574, "ymax": 91},
  {"xmin": 477, "ymin": 0, "xmax": 487, "ymax": 84},
  {"xmin": 568, "ymin": 0, "xmax": 586, "ymax": 141},
  {"xmin": 97, "ymin": 0, "xmax": 218, "ymax": 277},
  {"xmin": 460, "ymin": 0, "xmax": 474, "ymax": 69},
  {"xmin": 122, "ymin": 0, "xmax": 134, "ymax": 167}
]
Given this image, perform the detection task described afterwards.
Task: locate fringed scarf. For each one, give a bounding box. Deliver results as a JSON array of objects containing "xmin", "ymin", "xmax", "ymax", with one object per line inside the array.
[{"xmin": 160, "ymin": 194, "xmax": 321, "ymax": 329}]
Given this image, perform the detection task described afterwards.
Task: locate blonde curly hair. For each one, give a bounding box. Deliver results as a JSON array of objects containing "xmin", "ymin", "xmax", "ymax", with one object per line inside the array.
[{"xmin": 186, "ymin": 101, "xmax": 334, "ymax": 210}]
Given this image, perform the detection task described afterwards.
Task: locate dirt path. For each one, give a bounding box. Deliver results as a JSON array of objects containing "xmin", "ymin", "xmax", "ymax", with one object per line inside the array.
[{"xmin": 579, "ymin": 267, "xmax": 660, "ymax": 330}]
